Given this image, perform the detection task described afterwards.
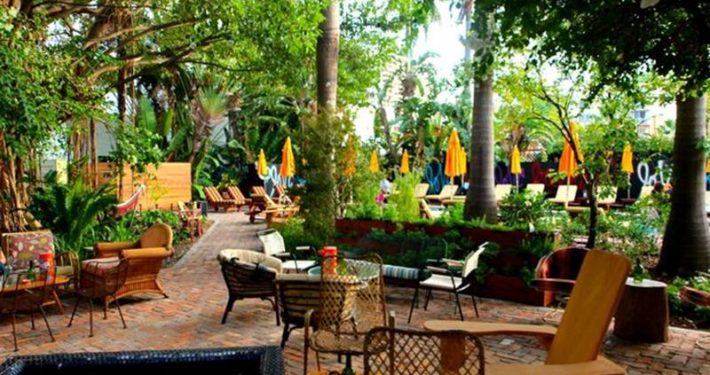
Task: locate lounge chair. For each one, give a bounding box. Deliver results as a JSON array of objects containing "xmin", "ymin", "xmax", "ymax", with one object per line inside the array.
[
  {"xmin": 419, "ymin": 199, "xmax": 442, "ymax": 220},
  {"xmin": 414, "ymin": 183, "xmax": 430, "ymax": 199},
  {"xmin": 204, "ymin": 186, "xmax": 239, "ymax": 212},
  {"xmin": 274, "ymin": 184, "xmax": 293, "ymax": 204},
  {"xmin": 548, "ymin": 184, "xmax": 578, "ymax": 205},
  {"xmin": 249, "ymin": 186, "xmax": 299, "ymax": 224},
  {"xmin": 526, "ymin": 183, "xmax": 545, "ymax": 195},
  {"xmin": 225, "ymin": 185, "xmax": 250, "ymax": 211},
  {"xmin": 639, "ymin": 185, "xmax": 654, "ymax": 200},
  {"xmin": 425, "ymin": 250, "xmax": 631, "ymax": 375},
  {"xmin": 177, "ymin": 201, "xmax": 203, "ymax": 240},
  {"xmin": 597, "ymin": 186, "xmax": 618, "ymax": 209},
  {"xmin": 495, "ymin": 184, "xmax": 513, "ymax": 202},
  {"xmin": 425, "ymin": 184, "xmax": 459, "ymax": 204}
]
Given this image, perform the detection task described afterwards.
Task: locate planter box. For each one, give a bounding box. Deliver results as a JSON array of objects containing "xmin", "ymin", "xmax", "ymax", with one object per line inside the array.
[
  {"xmin": 0, "ymin": 346, "xmax": 283, "ymax": 375},
  {"xmin": 472, "ymin": 274, "xmax": 554, "ymax": 307}
]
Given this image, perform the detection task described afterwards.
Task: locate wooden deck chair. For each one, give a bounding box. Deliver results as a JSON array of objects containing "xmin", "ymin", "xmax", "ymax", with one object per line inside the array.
[
  {"xmin": 274, "ymin": 184, "xmax": 293, "ymax": 205},
  {"xmin": 249, "ymin": 186, "xmax": 298, "ymax": 224},
  {"xmin": 425, "ymin": 184, "xmax": 459, "ymax": 204},
  {"xmin": 549, "ymin": 185, "xmax": 578, "ymax": 205},
  {"xmin": 203, "ymin": 186, "xmax": 239, "ymax": 212},
  {"xmin": 425, "ymin": 250, "xmax": 631, "ymax": 375},
  {"xmin": 495, "ymin": 184, "xmax": 513, "ymax": 202},
  {"xmin": 526, "ymin": 183, "xmax": 545, "ymax": 195},
  {"xmin": 419, "ymin": 200, "xmax": 442, "ymax": 220},
  {"xmin": 225, "ymin": 186, "xmax": 250, "ymax": 211},
  {"xmin": 414, "ymin": 183, "xmax": 430, "ymax": 199}
]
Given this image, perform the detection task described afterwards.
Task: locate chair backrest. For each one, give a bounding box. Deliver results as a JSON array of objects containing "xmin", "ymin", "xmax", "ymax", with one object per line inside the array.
[
  {"xmin": 546, "ymin": 250, "xmax": 631, "ymax": 365},
  {"xmin": 553, "ymin": 185, "xmax": 577, "ymax": 202},
  {"xmin": 257, "ymin": 229, "xmax": 286, "ymax": 257},
  {"xmin": 275, "ymin": 274, "xmax": 321, "ymax": 325},
  {"xmin": 597, "ymin": 186, "xmax": 617, "ymax": 205},
  {"xmin": 494, "ymin": 184, "xmax": 513, "ymax": 201},
  {"xmin": 81, "ymin": 259, "xmax": 129, "ymax": 297},
  {"xmin": 319, "ymin": 254, "xmax": 386, "ymax": 339},
  {"xmin": 535, "ymin": 247, "xmax": 589, "ymax": 280},
  {"xmin": 414, "ymin": 183, "xmax": 429, "ymax": 199},
  {"xmin": 439, "ymin": 184, "xmax": 458, "ymax": 199},
  {"xmin": 462, "ymin": 242, "xmax": 489, "ymax": 279},
  {"xmin": 526, "ymin": 183, "xmax": 545, "ymax": 195},
  {"xmin": 1, "ymin": 230, "xmax": 54, "ymax": 271},
  {"xmin": 364, "ymin": 327, "xmax": 485, "ymax": 375},
  {"xmin": 227, "ymin": 186, "xmax": 246, "ymax": 202},
  {"xmin": 252, "ymin": 186, "xmax": 268, "ymax": 197},
  {"xmin": 638, "ymin": 185, "xmax": 653, "ymax": 199},
  {"xmin": 204, "ymin": 186, "xmax": 223, "ymax": 203},
  {"xmin": 705, "ymin": 190, "xmax": 710, "ymax": 205},
  {"xmin": 139, "ymin": 223, "xmax": 173, "ymax": 250}
]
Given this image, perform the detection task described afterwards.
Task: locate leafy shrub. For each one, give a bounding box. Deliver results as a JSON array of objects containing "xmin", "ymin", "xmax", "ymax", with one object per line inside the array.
[
  {"xmin": 271, "ymin": 217, "xmax": 325, "ymax": 255},
  {"xmin": 667, "ymin": 275, "xmax": 709, "ymax": 328},
  {"xmin": 386, "ymin": 172, "xmax": 421, "ymax": 222},
  {"xmin": 499, "ymin": 190, "xmax": 556, "ymax": 231},
  {"xmin": 102, "ymin": 210, "xmax": 192, "ymax": 245}
]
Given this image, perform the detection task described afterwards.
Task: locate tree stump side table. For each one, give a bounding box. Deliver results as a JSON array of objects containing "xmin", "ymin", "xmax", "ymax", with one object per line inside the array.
[{"xmin": 613, "ymin": 278, "xmax": 669, "ymax": 343}]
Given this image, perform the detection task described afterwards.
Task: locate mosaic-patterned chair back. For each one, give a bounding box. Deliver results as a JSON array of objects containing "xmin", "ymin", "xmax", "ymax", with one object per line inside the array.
[{"xmin": 1, "ymin": 230, "xmax": 55, "ymax": 270}]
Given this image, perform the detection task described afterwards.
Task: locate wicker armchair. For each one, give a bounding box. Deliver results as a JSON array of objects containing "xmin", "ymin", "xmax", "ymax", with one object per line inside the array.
[
  {"xmin": 275, "ymin": 273, "xmax": 321, "ymax": 348},
  {"xmin": 88, "ymin": 223, "xmax": 173, "ymax": 309},
  {"xmin": 364, "ymin": 327, "xmax": 485, "ymax": 375},
  {"xmin": 218, "ymin": 249, "xmax": 282, "ymax": 325},
  {"xmin": 303, "ymin": 254, "xmax": 394, "ymax": 375}
]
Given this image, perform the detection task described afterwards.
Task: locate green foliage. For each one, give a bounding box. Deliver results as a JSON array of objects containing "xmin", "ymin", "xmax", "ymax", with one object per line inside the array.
[
  {"xmin": 667, "ymin": 276, "xmax": 710, "ymax": 328},
  {"xmin": 271, "ymin": 218, "xmax": 325, "ymax": 255},
  {"xmin": 108, "ymin": 121, "xmax": 164, "ymax": 174},
  {"xmin": 104, "ymin": 210, "xmax": 192, "ymax": 245},
  {"xmin": 386, "ymin": 172, "xmax": 421, "ymax": 222},
  {"xmin": 29, "ymin": 174, "xmax": 117, "ymax": 253},
  {"xmin": 498, "ymin": 190, "xmax": 555, "ymax": 231}
]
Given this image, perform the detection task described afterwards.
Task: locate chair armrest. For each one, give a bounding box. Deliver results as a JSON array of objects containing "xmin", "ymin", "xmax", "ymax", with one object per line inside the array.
[
  {"xmin": 426, "ymin": 266, "xmax": 454, "ymax": 276},
  {"xmin": 295, "ymin": 246, "xmax": 314, "ymax": 252},
  {"xmin": 487, "ymin": 357, "xmax": 626, "ymax": 375},
  {"xmin": 272, "ymin": 252, "xmax": 293, "ymax": 260},
  {"xmin": 95, "ymin": 241, "xmax": 135, "ymax": 258},
  {"xmin": 424, "ymin": 320, "xmax": 557, "ymax": 349},
  {"xmin": 121, "ymin": 247, "xmax": 172, "ymax": 260},
  {"xmin": 388, "ymin": 310, "xmax": 396, "ymax": 328}
]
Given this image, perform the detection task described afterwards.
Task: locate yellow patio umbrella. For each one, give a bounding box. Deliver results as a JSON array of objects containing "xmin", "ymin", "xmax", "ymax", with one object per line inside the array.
[
  {"xmin": 558, "ymin": 123, "xmax": 583, "ymax": 206},
  {"xmin": 369, "ymin": 150, "xmax": 380, "ymax": 173},
  {"xmin": 705, "ymin": 158, "xmax": 710, "ymax": 173},
  {"xmin": 511, "ymin": 145, "xmax": 522, "ymax": 190},
  {"xmin": 445, "ymin": 129, "xmax": 463, "ymax": 183},
  {"xmin": 257, "ymin": 149, "xmax": 268, "ymax": 177},
  {"xmin": 621, "ymin": 144, "xmax": 633, "ymax": 174},
  {"xmin": 279, "ymin": 137, "xmax": 296, "ymax": 178},
  {"xmin": 343, "ymin": 136, "xmax": 356, "ymax": 177},
  {"xmin": 400, "ymin": 150, "xmax": 410, "ymax": 174}
]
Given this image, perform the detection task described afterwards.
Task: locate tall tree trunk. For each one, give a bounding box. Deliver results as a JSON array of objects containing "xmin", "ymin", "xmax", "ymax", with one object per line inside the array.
[
  {"xmin": 658, "ymin": 93, "xmax": 710, "ymax": 275},
  {"xmin": 464, "ymin": 76, "xmax": 497, "ymax": 222},
  {"xmin": 316, "ymin": 0, "xmax": 339, "ymax": 111},
  {"xmin": 303, "ymin": 0, "xmax": 340, "ymax": 237}
]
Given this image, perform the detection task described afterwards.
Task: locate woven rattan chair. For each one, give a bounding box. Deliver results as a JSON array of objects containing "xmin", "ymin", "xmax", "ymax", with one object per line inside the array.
[
  {"xmin": 218, "ymin": 249, "xmax": 282, "ymax": 325},
  {"xmin": 275, "ymin": 274, "xmax": 321, "ymax": 348},
  {"xmin": 303, "ymin": 254, "xmax": 394, "ymax": 375},
  {"xmin": 0, "ymin": 269, "xmax": 56, "ymax": 351},
  {"xmin": 68, "ymin": 258, "xmax": 129, "ymax": 337},
  {"xmin": 364, "ymin": 327, "xmax": 485, "ymax": 375}
]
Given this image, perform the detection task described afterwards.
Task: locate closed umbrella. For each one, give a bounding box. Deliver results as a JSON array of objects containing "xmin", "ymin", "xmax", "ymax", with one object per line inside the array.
[
  {"xmin": 257, "ymin": 149, "xmax": 268, "ymax": 177},
  {"xmin": 400, "ymin": 150, "xmax": 410, "ymax": 174},
  {"xmin": 279, "ymin": 137, "xmax": 296, "ymax": 178},
  {"xmin": 343, "ymin": 136, "xmax": 356, "ymax": 177},
  {"xmin": 558, "ymin": 122, "xmax": 583, "ymax": 206},
  {"xmin": 459, "ymin": 146, "xmax": 467, "ymax": 179},
  {"xmin": 621, "ymin": 144, "xmax": 633, "ymax": 198},
  {"xmin": 445, "ymin": 129, "xmax": 463, "ymax": 183},
  {"xmin": 511, "ymin": 145, "xmax": 522, "ymax": 190},
  {"xmin": 369, "ymin": 150, "xmax": 379, "ymax": 173}
]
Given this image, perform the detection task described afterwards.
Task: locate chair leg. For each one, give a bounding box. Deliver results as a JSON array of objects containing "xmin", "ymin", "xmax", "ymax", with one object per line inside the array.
[
  {"xmin": 68, "ymin": 295, "xmax": 82, "ymax": 327},
  {"xmin": 30, "ymin": 308, "xmax": 36, "ymax": 330},
  {"xmin": 424, "ymin": 289, "xmax": 432, "ymax": 310},
  {"xmin": 104, "ymin": 299, "xmax": 108, "ymax": 320},
  {"xmin": 280, "ymin": 324, "xmax": 290, "ymax": 348},
  {"xmin": 38, "ymin": 305, "xmax": 55, "ymax": 342},
  {"xmin": 471, "ymin": 294, "xmax": 480, "ymax": 318},
  {"xmin": 11, "ymin": 312, "xmax": 18, "ymax": 352},
  {"xmin": 88, "ymin": 298, "xmax": 95, "ymax": 338},
  {"xmin": 303, "ymin": 341, "xmax": 309, "ymax": 375},
  {"xmin": 221, "ymin": 297, "xmax": 236, "ymax": 324},
  {"xmin": 115, "ymin": 298, "xmax": 127, "ymax": 329},
  {"xmin": 454, "ymin": 290, "xmax": 464, "ymax": 321},
  {"xmin": 408, "ymin": 286, "xmax": 420, "ymax": 324},
  {"xmin": 274, "ymin": 296, "xmax": 281, "ymax": 327}
]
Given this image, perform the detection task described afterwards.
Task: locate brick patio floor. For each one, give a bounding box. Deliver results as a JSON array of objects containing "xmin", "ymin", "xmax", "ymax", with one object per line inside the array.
[{"xmin": 0, "ymin": 212, "xmax": 707, "ymax": 374}]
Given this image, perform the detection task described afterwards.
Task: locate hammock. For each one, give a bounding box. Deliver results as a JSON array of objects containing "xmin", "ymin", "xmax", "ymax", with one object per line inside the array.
[{"xmin": 116, "ymin": 184, "xmax": 145, "ymax": 216}]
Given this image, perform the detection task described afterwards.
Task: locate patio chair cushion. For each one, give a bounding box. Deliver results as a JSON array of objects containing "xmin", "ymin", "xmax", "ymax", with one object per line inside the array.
[
  {"xmin": 282, "ymin": 260, "xmax": 316, "ymax": 273},
  {"xmin": 81, "ymin": 257, "xmax": 121, "ymax": 276},
  {"xmin": 383, "ymin": 264, "xmax": 430, "ymax": 281},
  {"xmin": 1, "ymin": 230, "xmax": 54, "ymax": 270},
  {"xmin": 420, "ymin": 274, "xmax": 463, "ymax": 290},
  {"xmin": 218, "ymin": 249, "xmax": 283, "ymax": 274}
]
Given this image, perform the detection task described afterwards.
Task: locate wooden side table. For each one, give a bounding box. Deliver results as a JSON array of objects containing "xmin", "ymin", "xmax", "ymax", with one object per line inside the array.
[{"xmin": 613, "ymin": 278, "xmax": 669, "ymax": 343}]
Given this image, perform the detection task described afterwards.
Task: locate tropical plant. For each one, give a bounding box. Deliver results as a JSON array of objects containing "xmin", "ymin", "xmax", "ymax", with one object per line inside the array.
[{"xmin": 29, "ymin": 174, "xmax": 117, "ymax": 252}]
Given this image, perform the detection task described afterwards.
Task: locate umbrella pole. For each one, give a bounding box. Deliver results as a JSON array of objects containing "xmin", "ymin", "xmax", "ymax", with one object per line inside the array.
[
  {"xmin": 627, "ymin": 174, "xmax": 631, "ymax": 199},
  {"xmin": 565, "ymin": 175, "xmax": 570, "ymax": 209},
  {"xmin": 515, "ymin": 174, "xmax": 519, "ymax": 192}
]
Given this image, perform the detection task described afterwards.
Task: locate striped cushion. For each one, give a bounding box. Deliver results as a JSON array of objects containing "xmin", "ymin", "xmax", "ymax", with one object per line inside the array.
[{"xmin": 383, "ymin": 265, "xmax": 426, "ymax": 281}]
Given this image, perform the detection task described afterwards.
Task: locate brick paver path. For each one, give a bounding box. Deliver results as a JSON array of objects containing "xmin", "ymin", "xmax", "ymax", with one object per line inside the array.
[{"xmin": 0, "ymin": 212, "xmax": 707, "ymax": 374}]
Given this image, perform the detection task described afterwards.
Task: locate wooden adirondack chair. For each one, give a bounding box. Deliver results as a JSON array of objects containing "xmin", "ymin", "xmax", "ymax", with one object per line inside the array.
[
  {"xmin": 249, "ymin": 186, "xmax": 298, "ymax": 224},
  {"xmin": 203, "ymin": 186, "xmax": 239, "ymax": 212},
  {"xmin": 225, "ymin": 186, "xmax": 250, "ymax": 211},
  {"xmin": 425, "ymin": 250, "xmax": 631, "ymax": 375}
]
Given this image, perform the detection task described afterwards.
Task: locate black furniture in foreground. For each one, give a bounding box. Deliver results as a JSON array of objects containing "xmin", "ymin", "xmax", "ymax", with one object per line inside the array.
[{"xmin": 0, "ymin": 346, "xmax": 283, "ymax": 375}]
